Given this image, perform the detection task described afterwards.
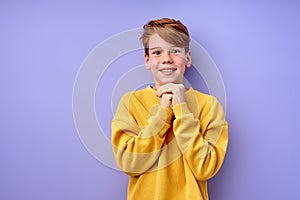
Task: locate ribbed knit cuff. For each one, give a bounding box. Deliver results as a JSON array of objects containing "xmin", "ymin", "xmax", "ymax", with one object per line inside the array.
[
  {"xmin": 172, "ymin": 103, "xmax": 191, "ymax": 118},
  {"xmin": 150, "ymin": 104, "xmax": 173, "ymax": 124}
]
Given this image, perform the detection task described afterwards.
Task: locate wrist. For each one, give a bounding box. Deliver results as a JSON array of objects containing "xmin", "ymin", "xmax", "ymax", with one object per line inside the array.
[{"xmin": 172, "ymin": 103, "xmax": 191, "ymax": 117}]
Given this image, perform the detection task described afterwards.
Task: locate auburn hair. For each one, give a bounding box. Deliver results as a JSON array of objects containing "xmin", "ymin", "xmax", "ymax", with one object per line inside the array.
[{"xmin": 140, "ymin": 18, "xmax": 190, "ymax": 56}]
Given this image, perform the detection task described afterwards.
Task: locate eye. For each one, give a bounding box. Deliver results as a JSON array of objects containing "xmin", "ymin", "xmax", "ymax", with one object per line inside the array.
[
  {"xmin": 170, "ymin": 48, "xmax": 182, "ymax": 54},
  {"xmin": 151, "ymin": 50, "xmax": 162, "ymax": 56}
]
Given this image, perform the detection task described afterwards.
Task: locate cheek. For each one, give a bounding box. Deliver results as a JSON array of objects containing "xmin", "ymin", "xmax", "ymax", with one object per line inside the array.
[
  {"xmin": 148, "ymin": 56, "xmax": 160, "ymax": 64},
  {"xmin": 180, "ymin": 58, "xmax": 187, "ymax": 65},
  {"xmin": 175, "ymin": 58, "xmax": 187, "ymax": 69}
]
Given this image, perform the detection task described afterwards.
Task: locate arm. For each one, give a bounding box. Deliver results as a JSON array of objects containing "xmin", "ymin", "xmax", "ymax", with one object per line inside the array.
[
  {"xmin": 172, "ymin": 96, "xmax": 228, "ymax": 181},
  {"xmin": 111, "ymin": 92, "xmax": 173, "ymax": 176}
]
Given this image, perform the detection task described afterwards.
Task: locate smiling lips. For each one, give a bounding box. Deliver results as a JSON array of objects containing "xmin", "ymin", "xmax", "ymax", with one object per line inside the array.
[{"xmin": 159, "ymin": 67, "xmax": 177, "ymax": 75}]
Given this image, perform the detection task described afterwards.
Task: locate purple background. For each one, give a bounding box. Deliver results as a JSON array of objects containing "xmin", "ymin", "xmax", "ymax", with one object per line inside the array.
[{"xmin": 1, "ymin": 0, "xmax": 300, "ymax": 199}]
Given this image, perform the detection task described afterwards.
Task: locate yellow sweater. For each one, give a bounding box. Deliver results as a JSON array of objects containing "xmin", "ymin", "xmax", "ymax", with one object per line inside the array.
[{"xmin": 112, "ymin": 86, "xmax": 228, "ymax": 200}]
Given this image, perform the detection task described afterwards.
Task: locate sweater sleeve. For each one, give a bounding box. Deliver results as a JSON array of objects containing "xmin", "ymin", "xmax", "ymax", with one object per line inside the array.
[
  {"xmin": 172, "ymin": 96, "xmax": 228, "ymax": 181},
  {"xmin": 111, "ymin": 92, "xmax": 173, "ymax": 176}
]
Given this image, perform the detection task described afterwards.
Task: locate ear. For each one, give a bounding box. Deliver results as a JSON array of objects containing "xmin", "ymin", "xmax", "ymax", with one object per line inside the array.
[
  {"xmin": 144, "ymin": 53, "xmax": 151, "ymax": 70},
  {"xmin": 185, "ymin": 51, "xmax": 192, "ymax": 68}
]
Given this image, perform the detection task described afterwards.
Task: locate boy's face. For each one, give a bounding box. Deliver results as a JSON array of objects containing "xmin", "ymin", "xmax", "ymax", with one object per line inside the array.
[{"xmin": 144, "ymin": 34, "xmax": 191, "ymax": 87}]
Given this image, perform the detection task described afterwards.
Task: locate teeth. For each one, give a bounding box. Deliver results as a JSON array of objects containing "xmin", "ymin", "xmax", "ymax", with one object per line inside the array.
[{"xmin": 160, "ymin": 68, "xmax": 175, "ymax": 72}]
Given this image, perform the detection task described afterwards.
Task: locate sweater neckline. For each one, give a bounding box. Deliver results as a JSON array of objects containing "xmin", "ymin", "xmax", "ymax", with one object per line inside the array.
[{"xmin": 146, "ymin": 85, "xmax": 193, "ymax": 95}]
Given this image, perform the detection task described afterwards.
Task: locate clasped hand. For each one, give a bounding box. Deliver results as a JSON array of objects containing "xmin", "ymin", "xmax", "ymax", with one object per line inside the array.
[{"xmin": 156, "ymin": 83, "xmax": 186, "ymax": 109}]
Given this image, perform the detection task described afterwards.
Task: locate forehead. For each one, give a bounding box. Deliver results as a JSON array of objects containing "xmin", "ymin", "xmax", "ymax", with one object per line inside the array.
[{"xmin": 148, "ymin": 33, "xmax": 175, "ymax": 48}]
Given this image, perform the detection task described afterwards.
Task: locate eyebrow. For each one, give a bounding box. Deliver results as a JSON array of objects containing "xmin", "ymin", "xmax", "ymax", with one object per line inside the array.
[
  {"xmin": 149, "ymin": 46, "xmax": 179, "ymax": 50},
  {"xmin": 149, "ymin": 47, "xmax": 162, "ymax": 51}
]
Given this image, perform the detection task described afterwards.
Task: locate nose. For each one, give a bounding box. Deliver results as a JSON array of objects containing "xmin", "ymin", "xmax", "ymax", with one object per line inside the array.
[{"xmin": 161, "ymin": 51, "xmax": 174, "ymax": 64}]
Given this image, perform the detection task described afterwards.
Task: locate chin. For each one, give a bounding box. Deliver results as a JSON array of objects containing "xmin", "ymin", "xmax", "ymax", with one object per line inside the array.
[{"xmin": 161, "ymin": 81, "xmax": 180, "ymax": 85}]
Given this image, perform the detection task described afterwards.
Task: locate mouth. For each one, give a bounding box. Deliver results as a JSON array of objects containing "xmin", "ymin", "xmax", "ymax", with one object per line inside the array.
[{"xmin": 159, "ymin": 67, "xmax": 177, "ymax": 73}]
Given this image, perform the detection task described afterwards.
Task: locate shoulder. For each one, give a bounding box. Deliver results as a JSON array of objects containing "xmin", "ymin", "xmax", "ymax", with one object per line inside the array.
[
  {"xmin": 118, "ymin": 86, "xmax": 156, "ymax": 106},
  {"xmin": 134, "ymin": 86, "xmax": 155, "ymax": 96},
  {"xmin": 187, "ymin": 88, "xmax": 217, "ymax": 106},
  {"xmin": 191, "ymin": 89, "xmax": 211, "ymax": 100},
  {"xmin": 188, "ymin": 88, "xmax": 225, "ymax": 117},
  {"xmin": 120, "ymin": 86, "xmax": 153, "ymax": 100}
]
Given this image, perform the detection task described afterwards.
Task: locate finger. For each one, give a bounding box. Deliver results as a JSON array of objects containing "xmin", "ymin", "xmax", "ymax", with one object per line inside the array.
[
  {"xmin": 156, "ymin": 87, "xmax": 173, "ymax": 97},
  {"xmin": 157, "ymin": 90, "xmax": 172, "ymax": 97},
  {"xmin": 160, "ymin": 93, "xmax": 173, "ymax": 108},
  {"xmin": 161, "ymin": 93, "xmax": 173, "ymax": 101}
]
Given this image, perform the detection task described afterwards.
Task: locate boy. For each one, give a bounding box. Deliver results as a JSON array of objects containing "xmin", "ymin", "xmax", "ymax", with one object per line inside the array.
[{"xmin": 111, "ymin": 18, "xmax": 228, "ymax": 200}]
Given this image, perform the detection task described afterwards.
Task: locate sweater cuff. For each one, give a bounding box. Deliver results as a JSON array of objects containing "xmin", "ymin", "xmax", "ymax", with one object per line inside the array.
[
  {"xmin": 150, "ymin": 104, "xmax": 173, "ymax": 124},
  {"xmin": 173, "ymin": 103, "xmax": 191, "ymax": 118}
]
